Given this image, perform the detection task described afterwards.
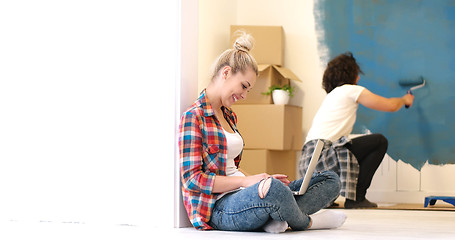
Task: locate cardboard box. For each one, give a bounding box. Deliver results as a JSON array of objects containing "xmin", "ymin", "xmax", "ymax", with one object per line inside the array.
[
  {"xmin": 235, "ymin": 64, "xmax": 300, "ymax": 105},
  {"xmin": 232, "ymin": 104, "xmax": 303, "ymax": 150},
  {"xmin": 230, "ymin": 25, "xmax": 284, "ymax": 66},
  {"xmin": 240, "ymin": 149, "xmax": 298, "ymax": 181}
]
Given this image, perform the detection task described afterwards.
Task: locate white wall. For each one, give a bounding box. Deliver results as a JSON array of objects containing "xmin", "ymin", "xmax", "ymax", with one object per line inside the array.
[
  {"xmin": 198, "ymin": 0, "xmax": 238, "ymax": 92},
  {"xmin": 0, "ymin": 0, "xmax": 179, "ymax": 227},
  {"xmin": 176, "ymin": 0, "xmax": 198, "ymax": 228},
  {"xmin": 368, "ymin": 156, "xmax": 455, "ymax": 204}
]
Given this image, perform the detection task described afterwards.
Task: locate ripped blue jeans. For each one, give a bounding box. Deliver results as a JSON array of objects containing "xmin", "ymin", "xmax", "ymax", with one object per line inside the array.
[{"xmin": 208, "ymin": 170, "xmax": 340, "ymax": 231}]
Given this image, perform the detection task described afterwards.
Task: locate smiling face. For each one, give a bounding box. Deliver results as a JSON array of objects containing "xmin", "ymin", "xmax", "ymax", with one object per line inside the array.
[{"xmin": 220, "ymin": 66, "xmax": 257, "ymax": 108}]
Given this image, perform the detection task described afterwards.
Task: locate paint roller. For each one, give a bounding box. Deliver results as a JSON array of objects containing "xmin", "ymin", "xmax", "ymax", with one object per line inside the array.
[{"xmin": 398, "ymin": 76, "xmax": 426, "ymax": 108}]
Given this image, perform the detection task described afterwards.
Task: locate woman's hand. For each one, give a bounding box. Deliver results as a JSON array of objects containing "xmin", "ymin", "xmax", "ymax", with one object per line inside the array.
[
  {"xmin": 213, "ymin": 173, "xmax": 291, "ymax": 193},
  {"xmin": 242, "ymin": 173, "xmax": 291, "ymax": 188},
  {"xmin": 402, "ymin": 93, "xmax": 415, "ymax": 107},
  {"xmin": 272, "ymin": 174, "xmax": 291, "ymax": 186},
  {"xmin": 241, "ymin": 173, "xmax": 270, "ymax": 188},
  {"xmin": 243, "ymin": 173, "xmax": 291, "ymax": 187}
]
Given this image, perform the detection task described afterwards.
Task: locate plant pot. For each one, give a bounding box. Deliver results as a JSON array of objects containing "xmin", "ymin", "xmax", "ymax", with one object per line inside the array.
[{"xmin": 272, "ymin": 89, "xmax": 290, "ymax": 105}]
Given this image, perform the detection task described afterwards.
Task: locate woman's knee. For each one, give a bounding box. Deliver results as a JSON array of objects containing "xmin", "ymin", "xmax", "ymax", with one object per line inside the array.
[
  {"xmin": 374, "ymin": 133, "xmax": 388, "ymax": 150},
  {"xmin": 320, "ymin": 171, "xmax": 341, "ymax": 193},
  {"xmin": 380, "ymin": 134, "xmax": 388, "ymax": 151},
  {"xmin": 258, "ymin": 177, "xmax": 272, "ymax": 199},
  {"xmin": 258, "ymin": 177, "xmax": 288, "ymax": 199}
]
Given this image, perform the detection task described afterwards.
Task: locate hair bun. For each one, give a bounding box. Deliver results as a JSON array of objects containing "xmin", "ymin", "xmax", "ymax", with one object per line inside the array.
[
  {"xmin": 209, "ymin": 30, "xmax": 258, "ymax": 80},
  {"xmin": 233, "ymin": 31, "xmax": 254, "ymax": 53}
]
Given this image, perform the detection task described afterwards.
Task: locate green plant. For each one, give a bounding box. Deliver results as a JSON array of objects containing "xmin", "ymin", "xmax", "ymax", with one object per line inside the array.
[{"xmin": 262, "ymin": 84, "xmax": 294, "ymax": 97}]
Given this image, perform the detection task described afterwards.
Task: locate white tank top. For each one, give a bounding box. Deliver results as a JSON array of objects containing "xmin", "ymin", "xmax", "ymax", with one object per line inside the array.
[
  {"xmin": 222, "ymin": 128, "xmax": 245, "ymax": 177},
  {"xmin": 216, "ymin": 128, "xmax": 245, "ymax": 200}
]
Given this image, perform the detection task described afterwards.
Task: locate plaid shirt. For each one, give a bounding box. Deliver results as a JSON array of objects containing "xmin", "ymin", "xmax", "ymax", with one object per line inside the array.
[
  {"xmin": 179, "ymin": 90, "xmax": 242, "ymax": 230},
  {"xmin": 299, "ymin": 137, "xmax": 359, "ymax": 200}
]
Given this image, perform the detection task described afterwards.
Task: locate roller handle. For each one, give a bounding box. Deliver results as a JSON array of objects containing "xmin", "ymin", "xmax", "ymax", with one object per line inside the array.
[{"xmin": 405, "ymin": 90, "xmax": 413, "ymax": 109}]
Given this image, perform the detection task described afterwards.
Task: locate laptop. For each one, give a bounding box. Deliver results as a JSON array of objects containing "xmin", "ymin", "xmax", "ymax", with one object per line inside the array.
[{"xmin": 292, "ymin": 139, "xmax": 324, "ymax": 195}]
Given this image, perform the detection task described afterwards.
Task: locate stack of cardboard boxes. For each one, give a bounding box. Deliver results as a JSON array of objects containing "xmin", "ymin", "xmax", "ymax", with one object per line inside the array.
[{"xmin": 230, "ymin": 25, "xmax": 303, "ymax": 180}]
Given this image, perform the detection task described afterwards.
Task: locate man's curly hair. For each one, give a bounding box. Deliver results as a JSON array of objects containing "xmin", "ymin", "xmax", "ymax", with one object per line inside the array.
[{"xmin": 322, "ymin": 52, "xmax": 364, "ymax": 93}]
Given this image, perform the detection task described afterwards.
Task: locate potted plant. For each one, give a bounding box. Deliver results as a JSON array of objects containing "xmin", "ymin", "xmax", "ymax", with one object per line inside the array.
[{"xmin": 262, "ymin": 84, "xmax": 294, "ymax": 105}]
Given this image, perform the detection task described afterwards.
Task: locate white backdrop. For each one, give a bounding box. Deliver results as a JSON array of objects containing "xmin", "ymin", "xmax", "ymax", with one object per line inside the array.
[{"xmin": 0, "ymin": 0, "xmax": 179, "ymax": 227}]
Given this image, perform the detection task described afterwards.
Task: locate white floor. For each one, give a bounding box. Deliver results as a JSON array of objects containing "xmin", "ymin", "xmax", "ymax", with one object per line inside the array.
[{"xmin": 2, "ymin": 209, "xmax": 455, "ymax": 240}]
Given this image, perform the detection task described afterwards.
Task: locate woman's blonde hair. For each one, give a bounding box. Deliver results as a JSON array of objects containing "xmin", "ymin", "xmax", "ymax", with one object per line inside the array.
[{"xmin": 210, "ymin": 31, "xmax": 258, "ymax": 81}]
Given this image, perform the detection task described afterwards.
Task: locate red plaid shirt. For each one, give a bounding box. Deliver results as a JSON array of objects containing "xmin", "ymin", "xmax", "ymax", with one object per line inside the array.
[{"xmin": 179, "ymin": 90, "xmax": 242, "ymax": 230}]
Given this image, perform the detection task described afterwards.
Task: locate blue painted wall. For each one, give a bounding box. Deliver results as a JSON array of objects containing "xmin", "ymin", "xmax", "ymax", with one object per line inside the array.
[{"xmin": 314, "ymin": 0, "xmax": 455, "ymax": 170}]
